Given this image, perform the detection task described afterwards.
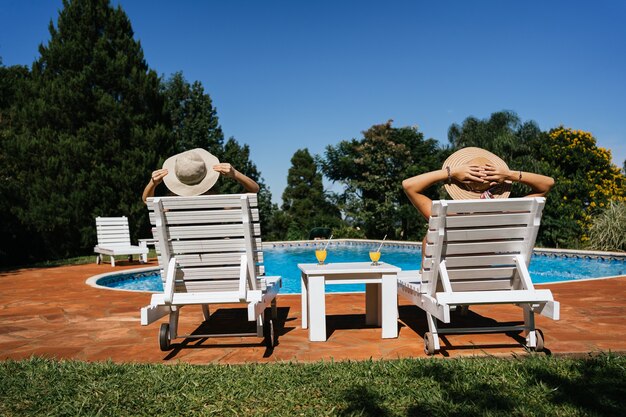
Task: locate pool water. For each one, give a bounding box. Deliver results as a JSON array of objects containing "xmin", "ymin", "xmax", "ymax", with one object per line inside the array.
[{"xmin": 98, "ymin": 244, "xmax": 625, "ymax": 293}]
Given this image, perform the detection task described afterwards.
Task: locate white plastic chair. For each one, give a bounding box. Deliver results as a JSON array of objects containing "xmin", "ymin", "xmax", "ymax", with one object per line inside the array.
[
  {"xmin": 94, "ymin": 216, "xmax": 148, "ymax": 266},
  {"xmin": 398, "ymin": 197, "xmax": 559, "ymax": 354},
  {"xmin": 140, "ymin": 194, "xmax": 281, "ymax": 350}
]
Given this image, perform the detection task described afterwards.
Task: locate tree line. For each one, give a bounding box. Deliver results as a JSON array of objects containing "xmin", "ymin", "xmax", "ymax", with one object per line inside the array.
[
  {"xmin": 274, "ymin": 116, "xmax": 625, "ymax": 251},
  {"xmin": 1, "ymin": 0, "xmax": 624, "ymax": 267}
]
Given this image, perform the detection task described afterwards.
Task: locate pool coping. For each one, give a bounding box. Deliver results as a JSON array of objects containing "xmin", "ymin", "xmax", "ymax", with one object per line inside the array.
[
  {"xmin": 86, "ymin": 266, "xmax": 159, "ymax": 293},
  {"xmin": 266, "ymin": 239, "xmax": 625, "ymax": 260},
  {"xmin": 86, "ymin": 241, "xmax": 625, "ymax": 292},
  {"xmin": 265, "ymin": 239, "xmax": 423, "ymax": 250},
  {"xmin": 532, "ymin": 247, "xmax": 625, "ymax": 260}
]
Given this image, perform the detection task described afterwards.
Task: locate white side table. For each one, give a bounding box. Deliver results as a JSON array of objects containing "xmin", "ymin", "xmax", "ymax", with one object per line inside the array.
[{"xmin": 298, "ymin": 262, "xmax": 400, "ymax": 342}]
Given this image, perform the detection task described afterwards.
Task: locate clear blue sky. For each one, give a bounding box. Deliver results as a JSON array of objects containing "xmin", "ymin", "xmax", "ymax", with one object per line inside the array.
[{"xmin": 2, "ymin": 0, "xmax": 625, "ymax": 203}]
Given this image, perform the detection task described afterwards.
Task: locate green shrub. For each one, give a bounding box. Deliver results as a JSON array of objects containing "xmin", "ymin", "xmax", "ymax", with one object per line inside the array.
[{"xmin": 588, "ymin": 201, "xmax": 626, "ymax": 252}]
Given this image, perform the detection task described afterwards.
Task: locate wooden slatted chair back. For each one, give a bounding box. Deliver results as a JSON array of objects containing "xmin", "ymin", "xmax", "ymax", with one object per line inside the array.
[
  {"xmin": 96, "ymin": 217, "xmax": 132, "ymax": 246},
  {"xmin": 421, "ymin": 197, "xmax": 545, "ymax": 295},
  {"xmin": 147, "ymin": 194, "xmax": 265, "ymax": 294}
]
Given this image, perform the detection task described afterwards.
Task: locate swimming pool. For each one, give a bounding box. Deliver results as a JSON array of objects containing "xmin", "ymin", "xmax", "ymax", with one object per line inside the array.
[{"xmin": 90, "ymin": 243, "xmax": 625, "ymax": 293}]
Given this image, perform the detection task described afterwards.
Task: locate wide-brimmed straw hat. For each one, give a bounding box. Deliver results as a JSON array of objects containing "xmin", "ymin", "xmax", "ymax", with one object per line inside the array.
[
  {"xmin": 162, "ymin": 148, "xmax": 220, "ymax": 196},
  {"xmin": 442, "ymin": 147, "xmax": 511, "ymax": 200}
]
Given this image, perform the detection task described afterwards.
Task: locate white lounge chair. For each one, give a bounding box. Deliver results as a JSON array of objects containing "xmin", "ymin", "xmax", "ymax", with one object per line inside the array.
[
  {"xmin": 94, "ymin": 216, "xmax": 149, "ymax": 266},
  {"xmin": 140, "ymin": 194, "xmax": 281, "ymax": 351},
  {"xmin": 398, "ymin": 197, "xmax": 559, "ymax": 355}
]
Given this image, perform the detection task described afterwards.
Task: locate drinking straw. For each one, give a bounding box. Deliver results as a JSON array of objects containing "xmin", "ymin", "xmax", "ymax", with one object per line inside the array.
[
  {"xmin": 323, "ymin": 235, "xmax": 334, "ymax": 251},
  {"xmin": 376, "ymin": 235, "xmax": 387, "ymax": 252}
]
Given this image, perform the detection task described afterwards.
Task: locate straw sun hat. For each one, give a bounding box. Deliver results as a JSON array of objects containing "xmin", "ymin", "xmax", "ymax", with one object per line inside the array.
[
  {"xmin": 442, "ymin": 147, "xmax": 512, "ymax": 200},
  {"xmin": 162, "ymin": 148, "xmax": 220, "ymax": 196}
]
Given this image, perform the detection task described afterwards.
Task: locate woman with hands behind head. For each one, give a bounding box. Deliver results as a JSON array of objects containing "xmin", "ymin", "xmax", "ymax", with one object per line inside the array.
[
  {"xmin": 402, "ymin": 147, "xmax": 555, "ymax": 220},
  {"xmin": 142, "ymin": 148, "xmax": 260, "ymax": 203},
  {"xmin": 402, "ymin": 147, "xmax": 554, "ymax": 257}
]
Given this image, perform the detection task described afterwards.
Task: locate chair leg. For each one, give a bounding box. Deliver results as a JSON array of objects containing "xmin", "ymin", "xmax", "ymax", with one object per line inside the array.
[
  {"xmin": 426, "ymin": 313, "xmax": 441, "ymax": 351},
  {"xmin": 256, "ymin": 311, "xmax": 265, "ymax": 337},
  {"xmin": 523, "ymin": 305, "xmax": 537, "ymax": 348},
  {"xmin": 201, "ymin": 304, "xmax": 210, "ymax": 321},
  {"xmin": 271, "ymin": 298, "xmax": 277, "ymax": 319},
  {"xmin": 110, "ymin": 256, "xmax": 115, "ymax": 267},
  {"xmin": 169, "ymin": 307, "xmax": 180, "ymax": 340}
]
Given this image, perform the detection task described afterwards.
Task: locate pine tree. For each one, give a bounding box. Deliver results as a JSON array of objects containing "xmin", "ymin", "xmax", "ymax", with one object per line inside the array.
[
  {"xmin": 161, "ymin": 72, "xmax": 224, "ymax": 154},
  {"xmin": 1, "ymin": 0, "xmax": 170, "ymax": 263},
  {"xmin": 0, "ymin": 61, "xmax": 33, "ymax": 265},
  {"xmin": 282, "ymin": 148, "xmax": 341, "ymax": 240}
]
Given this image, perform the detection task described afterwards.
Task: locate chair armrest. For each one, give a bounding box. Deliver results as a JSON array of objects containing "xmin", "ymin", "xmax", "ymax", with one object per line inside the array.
[
  {"xmin": 164, "ymin": 257, "xmax": 177, "ymax": 304},
  {"xmin": 514, "ymin": 255, "xmax": 534, "ymax": 290},
  {"xmin": 239, "ymin": 254, "xmax": 248, "ymax": 302},
  {"xmin": 438, "ymin": 260, "xmax": 453, "ymax": 293}
]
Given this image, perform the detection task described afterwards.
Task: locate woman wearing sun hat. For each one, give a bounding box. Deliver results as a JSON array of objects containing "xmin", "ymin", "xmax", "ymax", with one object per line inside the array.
[
  {"xmin": 402, "ymin": 147, "xmax": 555, "ymax": 220},
  {"xmin": 141, "ymin": 148, "xmax": 260, "ymax": 203}
]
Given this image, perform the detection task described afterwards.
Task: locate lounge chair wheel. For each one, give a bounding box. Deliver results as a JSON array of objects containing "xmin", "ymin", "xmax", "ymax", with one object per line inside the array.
[
  {"xmin": 424, "ymin": 332, "xmax": 436, "ymax": 355},
  {"xmin": 159, "ymin": 323, "xmax": 171, "ymax": 351},
  {"xmin": 534, "ymin": 329, "xmax": 544, "ymax": 352},
  {"xmin": 264, "ymin": 319, "xmax": 275, "ymax": 348}
]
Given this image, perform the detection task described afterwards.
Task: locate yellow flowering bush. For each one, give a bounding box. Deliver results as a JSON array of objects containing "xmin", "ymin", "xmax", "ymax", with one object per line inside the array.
[{"xmin": 546, "ymin": 127, "xmax": 625, "ymax": 245}]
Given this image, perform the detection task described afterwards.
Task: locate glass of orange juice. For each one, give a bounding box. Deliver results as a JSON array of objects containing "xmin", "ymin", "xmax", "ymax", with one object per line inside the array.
[
  {"xmin": 369, "ymin": 250, "xmax": 381, "ymax": 266},
  {"xmin": 315, "ymin": 248, "xmax": 327, "ymax": 265}
]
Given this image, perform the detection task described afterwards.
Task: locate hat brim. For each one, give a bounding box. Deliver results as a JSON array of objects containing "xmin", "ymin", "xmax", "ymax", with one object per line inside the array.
[
  {"xmin": 442, "ymin": 147, "xmax": 511, "ymax": 200},
  {"xmin": 162, "ymin": 148, "xmax": 220, "ymax": 196}
]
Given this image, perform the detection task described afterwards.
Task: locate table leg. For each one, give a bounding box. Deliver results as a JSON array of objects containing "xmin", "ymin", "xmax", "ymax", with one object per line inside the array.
[
  {"xmin": 365, "ymin": 283, "xmax": 381, "ymax": 326},
  {"xmin": 301, "ymin": 272, "xmax": 309, "ymax": 329},
  {"xmin": 381, "ymin": 273, "xmax": 398, "ymax": 338},
  {"xmin": 308, "ymin": 275, "xmax": 327, "ymax": 341}
]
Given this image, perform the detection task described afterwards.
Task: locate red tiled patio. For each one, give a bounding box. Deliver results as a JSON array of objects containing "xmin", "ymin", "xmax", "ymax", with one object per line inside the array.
[{"xmin": 1, "ymin": 260, "xmax": 625, "ymax": 364}]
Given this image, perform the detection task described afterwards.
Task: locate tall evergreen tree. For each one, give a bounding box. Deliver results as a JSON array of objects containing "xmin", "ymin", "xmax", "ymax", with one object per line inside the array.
[
  {"xmin": 281, "ymin": 148, "xmax": 342, "ymax": 240},
  {"xmin": 0, "ymin": 0, "xmax": 170, "ymax": 264},
  {"xmin": 161, "ymin": 72, "xmax": 224, "ymax": 154},
  {"xmin": 0, "ymin": 61, "xmax": 33, "ymax": 264},
  {"xmin": 0, "ymin": 60, "xmax": 30, "ymax": 113}
]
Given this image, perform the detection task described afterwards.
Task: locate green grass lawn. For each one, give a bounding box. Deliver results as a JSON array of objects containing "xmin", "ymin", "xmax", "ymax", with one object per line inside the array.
[{"xmin": 1, "ymin": 354, "xmax": 624, "ymax": 416}]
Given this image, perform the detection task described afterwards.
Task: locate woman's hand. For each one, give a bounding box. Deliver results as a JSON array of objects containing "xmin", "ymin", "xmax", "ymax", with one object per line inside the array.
[
  {"xmin": 212, "ymin": 163, "xmax": 236, "ymax": 178},
  {"xmin": 479, "ymin": 163, "xmax": 510, "ymax": 186},
  {"xmin": 151, "ymin": 168, "xmax": 168, "ymax": 185},
  {"xmin": 143, "ymin": 168, "xmax": 168, "ymax": 203},
  {"xmin": 451, "ymin": 164, "xmax": 489, "ymax": 184},
  {"xmin": 213, "ymin": 162, "xmax": 259, "ymax": 193}
]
